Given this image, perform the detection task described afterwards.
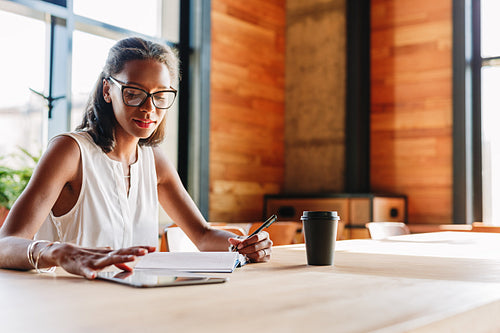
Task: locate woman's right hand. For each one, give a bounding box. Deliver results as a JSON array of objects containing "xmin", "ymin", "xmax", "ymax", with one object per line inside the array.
[{"xmin": 44, "ymin": 243, "xmax": 156, "ymax": 279}]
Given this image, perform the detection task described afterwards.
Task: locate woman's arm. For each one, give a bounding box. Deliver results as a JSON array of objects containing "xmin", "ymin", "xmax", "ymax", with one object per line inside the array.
[
  {"xmin": 0, "ymin": 235, "xmax": 153, "ymax": 278},
  {"xmin": 0, "ymin": 136, "xmax": 82, "ymax": 268},
  {"xmin": 0, "ymin": 136, "xmax": 80, "ymax": 239},
  {"xmin": 0, "ymin": 136, "xmax": 153, "ymax": 278},
  {"xmin": 153, "ymin": 147, "xmax": 272, "ymax": 261},
  {"xmin": 153, "ymin": 147, "xmax": 231, "ymax": 251}
]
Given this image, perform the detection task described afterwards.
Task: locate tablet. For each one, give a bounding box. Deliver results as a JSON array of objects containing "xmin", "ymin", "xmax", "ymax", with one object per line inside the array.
[{"xmin": 96, "ymin": 270, "xmax": 227, "ymax": 288}]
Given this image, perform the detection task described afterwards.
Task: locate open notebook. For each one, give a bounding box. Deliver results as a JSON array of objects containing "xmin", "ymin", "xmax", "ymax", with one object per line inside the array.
[{"xmin": 134, "ymin": 252, "xmax": 247, "ymax": 273}]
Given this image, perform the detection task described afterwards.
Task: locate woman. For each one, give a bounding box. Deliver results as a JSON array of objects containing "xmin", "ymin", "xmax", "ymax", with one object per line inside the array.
[{"xmin": 0, "ymin": 37, "xmax": 272, "ymax": 279}]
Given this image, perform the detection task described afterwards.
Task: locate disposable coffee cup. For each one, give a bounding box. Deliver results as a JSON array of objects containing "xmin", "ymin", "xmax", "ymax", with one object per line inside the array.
[{"xmin": 301, "ymin": 211, "xmax": 339, "ymax": 265}]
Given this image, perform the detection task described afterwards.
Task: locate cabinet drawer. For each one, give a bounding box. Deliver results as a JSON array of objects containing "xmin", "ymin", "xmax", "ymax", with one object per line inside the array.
[
  {"xmin": 373, "ymin": 197, "xmax": 406, "ymax": 222},
  {"xmin": 265, "ymin": 198, "xmax": 349, "ymax": 223},
  {"xmin": 263, "ymin": 194, "xmax": 407, "ymax": 239}
]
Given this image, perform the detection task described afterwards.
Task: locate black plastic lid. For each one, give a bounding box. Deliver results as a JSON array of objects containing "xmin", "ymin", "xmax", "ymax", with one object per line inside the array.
[{"xmin": 300, "ymin": 211, "xmax": 340, "ymax": 220}]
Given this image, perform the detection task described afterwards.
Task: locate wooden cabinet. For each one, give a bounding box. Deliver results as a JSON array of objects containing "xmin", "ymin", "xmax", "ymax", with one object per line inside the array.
[{"xmin": 264, "ymin": 194, "xmax": 407, "ymax": 239}]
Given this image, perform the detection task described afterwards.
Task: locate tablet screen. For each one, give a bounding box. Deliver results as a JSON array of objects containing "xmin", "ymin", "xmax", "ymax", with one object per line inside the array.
[{"xmin": 97, "ymin": 270, "xmax": 227, "ymax": 288}]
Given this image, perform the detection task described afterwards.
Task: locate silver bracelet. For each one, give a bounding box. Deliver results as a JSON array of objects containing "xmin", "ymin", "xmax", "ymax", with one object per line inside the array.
[
  {"xmin": 34, "ymin": 241, "xmax": 59, "ymax": 273},
  {"xmin": 26, "ymin": 240, "xmax": 48, "ymax": 269}
]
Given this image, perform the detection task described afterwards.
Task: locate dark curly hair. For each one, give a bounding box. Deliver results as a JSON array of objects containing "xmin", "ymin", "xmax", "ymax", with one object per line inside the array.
[{"xmin": 76, "ymin": 37, "xmax": 179, "ymax": 153}]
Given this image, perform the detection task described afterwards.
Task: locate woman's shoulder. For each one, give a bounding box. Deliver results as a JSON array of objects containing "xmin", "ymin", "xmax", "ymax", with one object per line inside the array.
[
  {"xmin": 50, "ymin": 131, "xmax": 102, "ymax": 154},
  {"xmin": 33, "ymin": 133, "xmax": 83, "ymax": 182},
  {"xmin": 151, "ymin": 146, "xmax": 177, "ymax": 183},
  {"xmin": 151, "ymin": 146, "xmax": 168, "ymax": 165},
  {"xmin": 50, "ymin": 131, "xmax": 92, "ymax": 145},
  {"xmin": 46, "ymin": 133, "xmax": 82, "ymax": 160}
]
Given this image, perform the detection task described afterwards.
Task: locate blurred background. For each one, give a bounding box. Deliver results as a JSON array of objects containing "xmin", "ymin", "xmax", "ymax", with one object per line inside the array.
[{"xmin": 0, "ymin": 0, "xmax": 496, "ymax": 232}]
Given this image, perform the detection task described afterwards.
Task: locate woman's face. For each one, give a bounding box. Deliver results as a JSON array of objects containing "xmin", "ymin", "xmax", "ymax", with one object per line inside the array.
[{"xmin": 104, "ymin": 59, "xmax": 172, "ymax": 141}]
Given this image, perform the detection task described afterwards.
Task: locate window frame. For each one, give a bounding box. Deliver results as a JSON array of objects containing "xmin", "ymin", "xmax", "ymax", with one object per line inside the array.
[
  {"xmin": 0, "ymin": 0, "xmax": 210, "ymax": 216},
  {"xmin": 453, "ymin": 0, "xmax": 482, "ymax": 224}
]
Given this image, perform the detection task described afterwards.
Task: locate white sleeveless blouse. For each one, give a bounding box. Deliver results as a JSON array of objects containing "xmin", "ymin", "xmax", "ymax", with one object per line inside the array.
[{"xmin": 35, "ymin": 132, "xmax": 158, "ymax": 249}]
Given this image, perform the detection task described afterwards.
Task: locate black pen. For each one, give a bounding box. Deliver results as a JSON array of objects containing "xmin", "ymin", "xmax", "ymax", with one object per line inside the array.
[{"xmin": 231, "ymin": 214, "xmax": 278, "ymax": 252}]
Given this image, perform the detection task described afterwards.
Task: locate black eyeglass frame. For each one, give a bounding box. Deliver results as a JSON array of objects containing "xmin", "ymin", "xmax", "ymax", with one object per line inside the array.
[{"xmin": 107, "ymin": 76, "xmax": 177, "ymax": 109}]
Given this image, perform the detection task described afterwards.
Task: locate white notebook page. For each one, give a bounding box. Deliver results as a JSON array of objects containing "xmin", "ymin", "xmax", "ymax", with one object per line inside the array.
[{"xmin": 134, "ymin": 252, "xmax": 246, "ymax": 273}]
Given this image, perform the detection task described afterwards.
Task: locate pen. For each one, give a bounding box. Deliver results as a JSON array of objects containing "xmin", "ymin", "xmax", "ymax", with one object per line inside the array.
[{"xmin": 231, "ymin": 214, "xmax": 278, "ymax": 252}]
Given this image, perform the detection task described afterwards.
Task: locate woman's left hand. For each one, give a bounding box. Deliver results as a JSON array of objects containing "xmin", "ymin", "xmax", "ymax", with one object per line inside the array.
[{"xmin": 228, "ymin": 231, "xmax": 273, "ymax": 262}]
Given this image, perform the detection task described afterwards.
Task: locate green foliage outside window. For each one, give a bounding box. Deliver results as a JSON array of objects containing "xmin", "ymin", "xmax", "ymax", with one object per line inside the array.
[{"xmin": 0, "ymin": 148, "xmax": 40, "ymax": 210}]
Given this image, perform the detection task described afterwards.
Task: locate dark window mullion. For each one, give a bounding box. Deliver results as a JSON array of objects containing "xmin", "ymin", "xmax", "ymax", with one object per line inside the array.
[
  {"xmin": 472, "ymin": 0, "xmax": 482, "ymax": 223},
  {"xmin": 452, "ymin": 0, "xmax": 474, "ymax": 224},
  {"xmin": 177, "ymin": 0, "xmax": 190, "ymax": 188}
]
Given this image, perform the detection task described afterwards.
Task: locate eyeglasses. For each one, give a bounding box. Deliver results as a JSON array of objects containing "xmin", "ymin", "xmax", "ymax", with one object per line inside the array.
[{"xmin": 108, "ymin": 76, "xmax": 177, "ymax": 109}]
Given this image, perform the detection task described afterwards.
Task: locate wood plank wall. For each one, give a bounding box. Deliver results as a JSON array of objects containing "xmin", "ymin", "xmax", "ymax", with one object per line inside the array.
[
  {"xmin": 209, "ymin": 0, "xmax": 286, "ymax": 222},
  {"xmin": 370, "ymin": 0, "xmax": 453, "ymax": 224}
]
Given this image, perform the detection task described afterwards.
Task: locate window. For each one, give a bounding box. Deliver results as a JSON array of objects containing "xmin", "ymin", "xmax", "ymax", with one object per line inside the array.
[
  {"xmin": 0, "ymin": 9, "xmax": 46, "ymax": 160},
  {"xmin": 71, "ymin": 31, "xmax": 116, "ymax": 130},
  {"xmin": 480, "ymin": 0, "xmax": 500, "ymax": 224},
  {"xmin": 73, "ymin": 0, "xmax": 162, "ymax": 37},
  {"xmin": 0, "ymin": 0, "xmax": 203, "ymax": 222}
]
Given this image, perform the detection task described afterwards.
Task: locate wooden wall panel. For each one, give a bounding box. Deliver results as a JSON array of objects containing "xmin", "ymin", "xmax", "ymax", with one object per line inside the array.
[
  {"xmin": 370, "ymin": 0, "xmax": 453, "ymax": 224},
  {"xmin": 210, "ymin": 0, "xmax": 286, "ymax": 222}
]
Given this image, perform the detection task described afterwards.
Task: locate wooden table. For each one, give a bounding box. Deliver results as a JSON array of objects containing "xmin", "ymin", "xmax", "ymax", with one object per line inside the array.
[{"xmin": 3, "ymin": 232, "xmax": 500, "ymax": 332}]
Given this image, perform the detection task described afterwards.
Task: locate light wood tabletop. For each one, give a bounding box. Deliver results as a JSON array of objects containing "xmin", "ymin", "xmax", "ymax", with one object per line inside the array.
[{"xmin": 3, "ymin": 231, "xmax": 500, "ymax": 333}]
